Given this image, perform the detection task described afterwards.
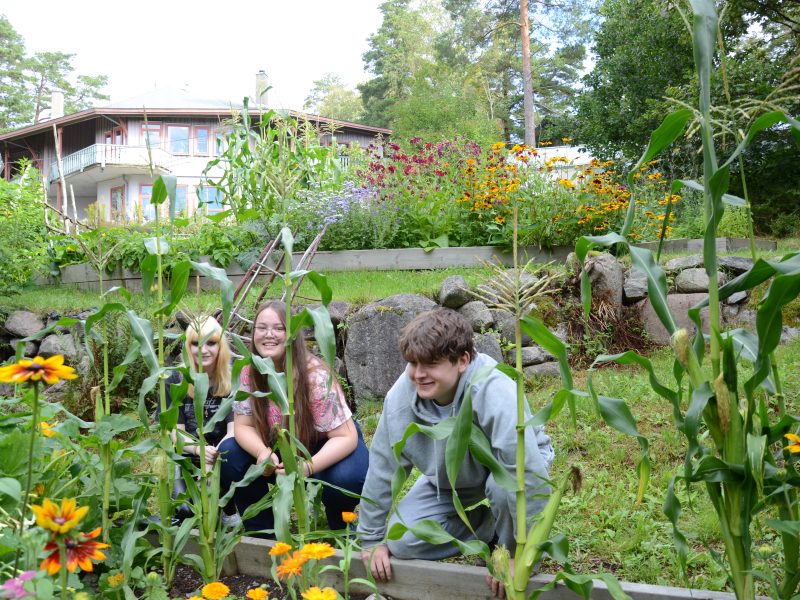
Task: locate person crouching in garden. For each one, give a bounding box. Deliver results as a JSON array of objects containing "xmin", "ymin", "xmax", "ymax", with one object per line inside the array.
[
  {"xmin": 219, "ymin": 300, "xmax": 369, "ymax": 534},
  {"xmin": 358, "ymin": 308, "xmax": 555, "ymax": 598},
  {"xmin": 157, "ymin": 316, "xmax": 238, "ymax": 524}
]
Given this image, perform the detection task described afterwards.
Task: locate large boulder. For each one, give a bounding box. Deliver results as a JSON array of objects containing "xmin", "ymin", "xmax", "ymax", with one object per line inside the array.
[
  {"xmin": 8, "ymin": 339, "xmax": 38, "ymax": 358},
  {"xmin": 584, "ymin": 253, "xmax": 624, "ymax": 312},
  {"xmin": 719, "ymin": 256, "xmax": 753, "ymax": 275},
  {"xmin": 674, "ymin": 268, "xmax": 727, "ymax": 293},
  {"xmin": 491, "ymin": 309, "xmax": 532, "ymax": 346},
  {"xmin": 439, "ymin": 276, "xmax": 471, "ymax": 309},
  {"xmin": 344, "ymin": 294, "xmax": 437, "ymax": 401},
  {"xmin": 506, "ymin": 345, "xmax": 555, "ymax": 367},
  {"xmin": 523, "ymin": 362, "xmax": 561, "ymax": 378},
  {"xmin": 4, "ymin": 310, "xmax": 44, "ymax": 338},
  {"xmin": 623, "ymin": 267, "xmax": 648, "ymax": 305},
  {"xmin": 39, "ymin": 333, "xmax": 81, "ymax": 362},
  {"xmin": 458, "ymin": 301, "xmax": 493, "ymax": 332},
  {"xmin": 635, "ymin": 293, "xmax": 710, "ymax": 345},
  {"xmin": 473, "ymin": 332, "xmax": 503, "ymax": 363},
  {"xmin": 664, "ymin": 254, "xmax": 703, "ymax": 273}
]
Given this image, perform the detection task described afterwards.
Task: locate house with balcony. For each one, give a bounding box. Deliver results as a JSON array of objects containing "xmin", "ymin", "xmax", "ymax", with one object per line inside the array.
[{"xmin": 0, "ymin": 84, "xmax": 390, "ymax": 222}]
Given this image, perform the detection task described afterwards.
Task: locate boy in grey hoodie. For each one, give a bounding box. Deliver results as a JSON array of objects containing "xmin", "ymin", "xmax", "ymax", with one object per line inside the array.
[{"xmin": 358, "ymin": 308, "xmax": 554, "ymax": 597}]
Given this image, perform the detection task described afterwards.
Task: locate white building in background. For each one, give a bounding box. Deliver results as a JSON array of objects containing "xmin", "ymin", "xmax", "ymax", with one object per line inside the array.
[{"xmin": 0, "ymin": 79, "xmax": 390, "ymax": 222}]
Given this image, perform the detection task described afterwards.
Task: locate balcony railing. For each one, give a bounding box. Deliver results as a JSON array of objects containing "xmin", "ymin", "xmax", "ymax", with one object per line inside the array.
[{"xmin": 49, "ymin": 144, "xmax": 174, "ymax": 182}]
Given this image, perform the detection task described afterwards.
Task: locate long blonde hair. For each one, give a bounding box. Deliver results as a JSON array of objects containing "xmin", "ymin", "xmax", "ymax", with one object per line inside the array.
[{"xmin": 185, "ymin": 316, "xmax": 232, "ymax": 397}]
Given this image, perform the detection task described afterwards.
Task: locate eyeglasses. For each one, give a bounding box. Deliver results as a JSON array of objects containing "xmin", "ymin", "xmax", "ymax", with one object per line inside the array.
[{"xmin": 254, "ymin": 325, "xmax": 286, "ymax": 335}]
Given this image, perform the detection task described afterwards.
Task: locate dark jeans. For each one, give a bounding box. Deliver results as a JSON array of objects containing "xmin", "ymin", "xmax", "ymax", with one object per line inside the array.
[{"xmin": 219, "ymin": 421, "xmax": 369, "ymax": 533}]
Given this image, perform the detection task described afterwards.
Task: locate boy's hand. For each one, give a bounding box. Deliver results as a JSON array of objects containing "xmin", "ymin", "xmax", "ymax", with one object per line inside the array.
[
  {"xmin": 485, "ymin": 557, "xmax": 514, "ymax": 598},
  {"xmin": 362, "ymin": 544, "xmax": 392, "ymax": 582}
]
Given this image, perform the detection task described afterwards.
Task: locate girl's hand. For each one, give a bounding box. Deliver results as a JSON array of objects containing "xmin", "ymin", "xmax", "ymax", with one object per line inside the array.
[
  {"xmin": 202, "ymin": 445, "xmax": 219, "ymax": 467},
  {"xmin": 256, "ymin": 448, "xmax": 278, "ymax": 475}
]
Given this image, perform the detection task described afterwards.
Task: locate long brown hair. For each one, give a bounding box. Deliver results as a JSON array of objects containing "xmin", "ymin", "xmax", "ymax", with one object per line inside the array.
[{"xmin": 249, "ymin": 301, "xmax": 317, "ymax": 449}]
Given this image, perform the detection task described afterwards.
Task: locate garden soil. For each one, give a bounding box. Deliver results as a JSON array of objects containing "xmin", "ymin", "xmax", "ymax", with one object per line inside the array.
[{"xmin": 170, "ymin": 563, "xmax": 378, "ymax": 599}]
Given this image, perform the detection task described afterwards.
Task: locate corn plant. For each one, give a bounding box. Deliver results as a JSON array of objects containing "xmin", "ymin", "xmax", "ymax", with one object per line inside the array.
[{"xmin": 560, "ymin": 2, "xmax": 800, "ymax": 598}]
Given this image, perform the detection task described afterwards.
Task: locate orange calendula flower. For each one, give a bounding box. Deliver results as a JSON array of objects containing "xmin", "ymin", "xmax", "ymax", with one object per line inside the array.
[
  {"xmin": 341, "ymin": 511, "xmax": 357, "ymax": 524},
  {"xmin": 269, "ymin": 541, "xmax": 292, "ymax": 556},
  {"xmin": 40, "ymin": 527, "xmax": 109, "ymax": 575},
  {"xmin": 301, "ymin": 587, "xmax": 337, "ymax": 600},
  {"xmin": 0, "ymin": 355, "xmax": 77, "ymax": 385},
  {"xmin": 276, "ymin": 551, "xmax": 309, "ymax": 580},
  {"xmin": 188, "ymin": 597, "xmax": 203, "ymax": 600},
  {"xmin": 201, "ymin": 581, "xmax": 231, "ymax": 599},
  {"xmin": 299, "ymin": 542, "xmax": 335, "ymax": 561},
  {"xmin": 32, "ymin": 498, "xmax": 89, "ymax": 534},
  {"xmin": 40, "ymin": 421, "xmax": 56, "ymax": 437},
  {"xmin": 246, "ymin": 588, "xmax": 269, "ymax": 600},
  {"xmin": 785, "ymin": 433, "xmax": 800, "ymax": 453}
]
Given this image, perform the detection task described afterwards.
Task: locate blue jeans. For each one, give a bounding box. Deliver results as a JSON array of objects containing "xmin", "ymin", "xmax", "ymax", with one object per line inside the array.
[{"xmin": 219, "ymin": 421, "xmax": 369, "ymax": 533}]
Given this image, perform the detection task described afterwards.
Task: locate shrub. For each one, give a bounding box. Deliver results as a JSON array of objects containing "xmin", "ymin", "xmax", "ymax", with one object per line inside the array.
[{"xmin": 0, "ymin": 164, "xmax": 48, "ymax": 294}]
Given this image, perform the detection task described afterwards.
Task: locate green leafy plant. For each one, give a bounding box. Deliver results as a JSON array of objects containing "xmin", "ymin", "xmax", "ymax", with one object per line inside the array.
[{"xmin": 565, "ymin": 2, "xmax": 800, "ymax": 598}]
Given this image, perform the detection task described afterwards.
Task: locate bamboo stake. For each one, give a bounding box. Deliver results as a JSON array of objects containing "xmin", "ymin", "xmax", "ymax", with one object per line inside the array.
[
  {"xmin": 52, "ymin": 123, "xmax": 70, "ymax": 234},
  {"xmin": 69, "ymin": 184, "xmax": 80, "ymax": 234}
]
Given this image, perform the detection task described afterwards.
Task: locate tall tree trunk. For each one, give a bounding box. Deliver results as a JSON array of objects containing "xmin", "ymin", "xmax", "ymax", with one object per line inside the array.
[{"xmin": 520, "ymin": 0, "xmax": 536, "ymax": 146}]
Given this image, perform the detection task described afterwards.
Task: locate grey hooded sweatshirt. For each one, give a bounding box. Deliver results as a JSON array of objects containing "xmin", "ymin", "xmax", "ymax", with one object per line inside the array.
[{"xmin": 357, "ymin": 352, "xmax": 554, "ymax": 550}]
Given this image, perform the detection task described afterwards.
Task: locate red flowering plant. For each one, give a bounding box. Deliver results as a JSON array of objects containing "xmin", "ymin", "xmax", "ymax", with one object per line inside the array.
[{"xmin": 359, "ymin": 137, "xmax": 486, "ymax": 248}]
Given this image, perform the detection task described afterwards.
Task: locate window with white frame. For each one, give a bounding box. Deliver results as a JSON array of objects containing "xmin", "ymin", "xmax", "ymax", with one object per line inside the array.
[
  {"xmin": 195, "ymin": 126, "xmax": 210, "ymax": 155},
  {"xmin": 197, "ymin": 186, "xmax": 224, "ymax": 214},
  {"xmin": 142, "ymin": 122, "xmax": 161, "ymax": 148},
  {"xmin": 167, "ymin": 124, "xmax": 190, "ymax": 154},
  {"xmin": 140, "ymin": 184, "xmax": 156, "ymax": 221}
]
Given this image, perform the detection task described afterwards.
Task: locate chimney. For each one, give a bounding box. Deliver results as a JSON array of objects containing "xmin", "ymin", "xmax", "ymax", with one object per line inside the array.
[
  {"xmin": 255, "ymin": 70, "xmax": 269, "ymax": 107},
  {"xmin": 51, "ymin": 90, "xmax": 64, "ymax": 119}
]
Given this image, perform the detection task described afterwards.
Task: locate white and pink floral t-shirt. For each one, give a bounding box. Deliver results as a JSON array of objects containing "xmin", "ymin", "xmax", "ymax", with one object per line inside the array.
[{"xmin": 233, "ymin": 361, "xmax": 351, "ymax": 433}]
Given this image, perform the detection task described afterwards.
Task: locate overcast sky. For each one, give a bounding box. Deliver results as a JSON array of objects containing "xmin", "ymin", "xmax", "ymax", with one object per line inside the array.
[{"xmin": 3, "ymin": 0, "xmax": 384, "ymax": 110}]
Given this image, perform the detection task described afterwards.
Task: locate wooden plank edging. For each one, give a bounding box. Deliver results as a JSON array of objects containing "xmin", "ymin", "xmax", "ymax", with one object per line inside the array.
[
  {"xmin": 232, "ymin": 536, "xmax": 737, "ymax": 600},
  {"xmin": 37, "ymin": 238, "xmax": 778, "ymax": 289}
]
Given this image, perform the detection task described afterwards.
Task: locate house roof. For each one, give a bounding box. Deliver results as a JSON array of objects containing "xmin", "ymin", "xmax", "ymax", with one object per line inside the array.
[{"xmin": 0, "ymin": 88, "xmax": 391, "ymax": 142}]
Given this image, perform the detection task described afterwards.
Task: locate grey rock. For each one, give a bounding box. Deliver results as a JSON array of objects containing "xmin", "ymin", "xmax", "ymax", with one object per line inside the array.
[
  {"xmin": 524, "ymin": 362, "xmax": 561, "ymax": 378},
  {"xmin": 781, "ymin": 326, "xmax": 800, "ymax": 344},
  {"xmin": 584, "ymin": 253, "xmax": 624, "ymax": 312},
  {"xmin": 507, "ymin": 345, "xmax": 554, "ymax": 367},
  {"xmin": 439, "ymin": 275, "xmax": 471, "ymax": 309},
  {"xmin": 623, "ymin": 267, "xmax": 648, "ymax": 304},
  {"xmin": 664, "ymin": 254, "xmax": 703, "ymax": 272},
  {"xmin": 4, "ymin": 310, "xmax": 44, "ymax": 338},
  {"xmin": 675, "ymin": 268, "xmax": 727, "ymax": 293},
  {"xmin": 635, "ymin": 293, "xmax": 710, "ymax": 345},
  {"xmin": 473, "ymin": 332, "xmax": 503, "ymax": 363},
  {"xmin": 721, "ymin": 304, "xmax": 741, "ymax": 323},
  {"xmin": 554, "ymin": 323, "xmax": 569, "ymax": 343},
  {"xmin": 458, "ymin": 301, "xmax": 493, "ymax": 332},
  {"xmin": 307, "ymin": 301, "xmax": 351, "ymax": 329},
  {"xmin": 343, "ymin": 294, "xmax": 437, "ymax": 401},
  {"xmin": 734, "ymin": 308, "xmax": 758, "ymax": 330},
  {"xmin": 492, "ymin": 309, "xmax": 532, "ymax": 346},
  {"xmin": 9, "ymin": 338, "xmax": 38, "ymax": 357},
  {"xmin": 39, "ymin": 334, "xmax": 79, "ymax": 363},
  {"xmin": 334, "ymin": 356, "xmax": 347, "ymax": 380},
  {"xmin": 724, "ymin": 291, "xmax": 748, "ymax": 305},
  {"xmin": 722, "ymin": 304, "xmax": 741, "ymax": 321},
  {"xmin": 174, "ymin": 310, "xmax": 192, "ymax": 330},
  {"xmin": 719, "ymin": 256, "xmax": 753, "ymax": 275}
]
